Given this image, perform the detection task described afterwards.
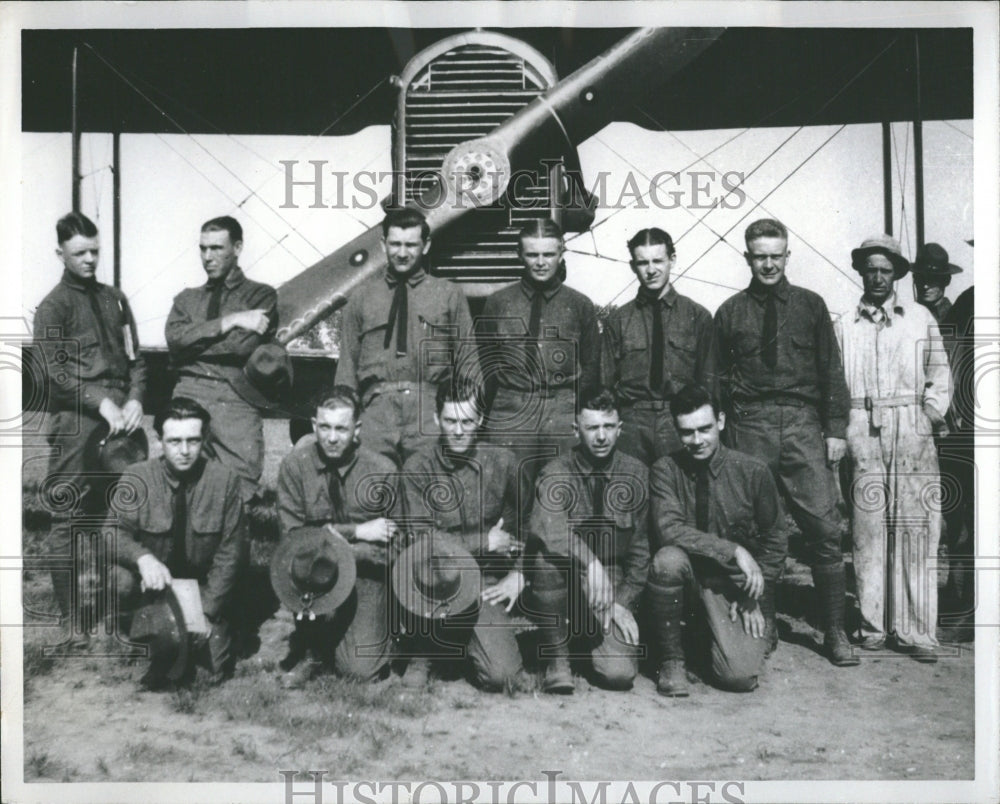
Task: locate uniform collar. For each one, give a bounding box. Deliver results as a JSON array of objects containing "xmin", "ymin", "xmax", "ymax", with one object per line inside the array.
[
  {"xmin": 855, "ymin": 292, "xmax": 904, "ymax": 323},
  {"xmin": 311, "ymin": 439, "xmax": 360, "ymax": 478},
  {"xmin": 434, "ymin": 442, "xmax": 481, "ymax": 471},
  {"xmin": 160, "ymin": 456, "xmax": 207, "ymax": 490},
  {"xmin": 570, "ymin": 444, "xmax": 619, "ymax": 477},
  {"xmin": 205, "ymin": 265, "xmax": 246, "ymax": 291},
  {"xmin": 636, "ymin": 283, "xmax": 677, "ymax": 308},
  {"xmin": 385, "ymin": 267, "xmax": 427, "ymax": 288},
  {"xmin": 747, "ymin": 276, "xmax": 790, "ymax": 303},
  {"xmin": 681, "ymin": 444, "xmax": 727, "ymax": 479},
  {"xmin": 60, "ymin": 269, "xmax": 101, "ymax": 292},
  {"xmin": 520, "ymin": 277, "xmax": 563, "ymax": 301}
]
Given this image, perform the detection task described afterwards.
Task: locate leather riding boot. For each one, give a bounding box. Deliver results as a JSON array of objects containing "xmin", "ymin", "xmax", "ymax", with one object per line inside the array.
[
  {"xmin": 812, "ymin": 563, "xmax": 859, "ymax": 667},
  {"xmin": 531, "ymin": 587, "xmax": 574, "ymax": 694},
  {"xmin": 647, "ymin": 582, "xmax": 690, "ymax": 697},
  {"xmin": 758, "ymin": 580, "xmax": 778, "ymax": 656}
]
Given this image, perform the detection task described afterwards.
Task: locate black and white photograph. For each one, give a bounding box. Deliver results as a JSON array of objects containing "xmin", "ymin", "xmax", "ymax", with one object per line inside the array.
[{"xmin": 1, "ymin": 2, "xmax": 997, "ymax": 803}]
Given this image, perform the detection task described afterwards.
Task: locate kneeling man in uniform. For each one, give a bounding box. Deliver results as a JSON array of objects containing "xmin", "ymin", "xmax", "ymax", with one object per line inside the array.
[
  {"xmin": 648, "ymin": 384, "xmax": 788, "ymax": 695},
  {"xmin": 107, "ymin": 397, "xmax": 246, "ymax": 687}
]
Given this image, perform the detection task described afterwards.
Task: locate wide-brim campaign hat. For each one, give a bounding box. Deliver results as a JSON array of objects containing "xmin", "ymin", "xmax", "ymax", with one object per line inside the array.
[
  {"xmin": 392, "ymin": 531, "xmax": 481, "ymax": 620},
  {"xmin": 231, "ymin": 342, "xmax": 296, "ymax": 414},
  {"xmin": 270, "ymin": 525, "xmax": 357, "ymax": 618},
  {"xmin": 912, "ymin": 242, "xmax": 963, "ymax": 276},
  {"xmin": 129, "ymin": 587, "xmax": 190, "ymax": 682},
  {"xmin": 850, "ymin": 234, "xmax": 910, "ymax": 279},
  {"xmin": 84, "ymin": 423, "xmax": 149, "ymax": 474}
]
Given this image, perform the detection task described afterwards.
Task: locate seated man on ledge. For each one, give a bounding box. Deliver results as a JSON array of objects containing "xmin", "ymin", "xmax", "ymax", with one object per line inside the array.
[{"xmin": 648, "ymin": 383, "xmax": 788, "ymax": 695}]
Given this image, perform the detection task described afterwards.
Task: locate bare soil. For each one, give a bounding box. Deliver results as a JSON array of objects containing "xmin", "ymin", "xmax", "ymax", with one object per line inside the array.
[{"xmin": 17, "ymin": 419, "xmax": 976, "ymax": 783}]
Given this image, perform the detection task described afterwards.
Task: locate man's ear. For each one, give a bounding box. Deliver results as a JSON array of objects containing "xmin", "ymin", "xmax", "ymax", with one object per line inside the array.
[
  {"xmin": 718, "ymin": 411, "xmax": 726, "ymax": 432},
  {"xmin": 420, "ymin": 237, "xmax": 432, "ymax": 256},
  {"xmin": 353, "ymin": 419, "xmax": 363, "ymax": 443},
  {"xmin": 233, "ymin": 240, "xmax": 244, "ymax": 258},
  {"xmin": 433, "ymin": 412, "xmax": 441, "ymax": 430},
  {"xmin": 572, "ymin": 420, "xmax": 581, "ymax": 439}
]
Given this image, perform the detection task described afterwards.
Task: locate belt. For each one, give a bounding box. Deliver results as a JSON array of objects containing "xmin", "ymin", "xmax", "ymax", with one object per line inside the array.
[
  {"xmin": 90, "ymin": 378, "xmax": 130, "ymax": 390},
  {"xmin": 851, "ymin": 394, "xmax": 921, "ymax": 427},
  {"xmin": 496, "ymin": 385, "xmax": 574, "ymax": 400},
  {"xmin": 622, "ymin": 399, "xmax": 668, "ymax": 411},
  {"xmin": 363, "ymin": 380, "xmax": 430, "ymax": 407},
  {"xmin": 735, "ymin": 396, "xmax": 812, "ymax": 410}
]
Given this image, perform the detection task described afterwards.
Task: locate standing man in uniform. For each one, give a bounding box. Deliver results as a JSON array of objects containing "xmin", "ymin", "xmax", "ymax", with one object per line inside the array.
[
  {"xmin": 602, "ymin": 227, "xmax": 714, "ymax": 464},
  {"xmin": 911, "ymin": 242, "xmax": 963, "ymax": 324},
  {"xmin": 399, "ymin": 379, "xmax": 526, "ymax": 691},
  {"xmin": 334, "ymin": 208, "xmax": 477, "ymax": 467},
  {"xmin": 714, "ymin": 218, "xmax": 855, "ymax": 666},
  {"xmin": 165, "ymin": 216, "xmax": 277, "ymax": 501},
  {"xmin": 107, "ymin": 397, "xmax": 246, "ymax": 687},
  {"xmin": 33, "ymin": 211, "xmax": 146, "ymax": 626},
  {"xmin": 479, "ymin": 218, "xmax": 600, "ymax": 523},
  {"xmin": 526, "ymin": 389, "xmax": 649, "ymax": 694},
  {"xmin": 836, "ymin": 235, "xmax": 951, "ymax": 661},
  {"xmin": 275, "ymin": 387, "xmax": 400, "ymax": 687},
  {"xmin": 648, "ymin": 383, "xmax": 787, "ymax": 695}
]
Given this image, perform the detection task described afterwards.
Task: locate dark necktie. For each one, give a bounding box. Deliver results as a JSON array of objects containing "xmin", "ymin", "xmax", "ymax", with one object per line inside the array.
[
  {"xmin": 694, "ymin": 465, "xmax": 710, "ymax": 532},
  {"xmin": 83, "ymin": 281, "xmax": 116, "ymax": 355},
  {"xmin": 167, "ymin": 479, "xmax": 189, "ymax": 577},
  {"xmin": 762, "ymin": 289, "xmax": 778, "ymax": 369},
  {"xmin": 206, "ymin": 280, "xmax": 225, "ymax": 321},
  {"xmin": 327, "ymin": 469, "xmax": 345, "ymax": 524},
  {"xmin": 384, "ymin": 279, "xmax": 408, "ymax": 355},
  {"xmin": 649, "ymin": 300, "xmax": 664, "ymax": 392},
  {"xmin": 591, "ymin": 471, "xmax": 606, "ymax": 519}
]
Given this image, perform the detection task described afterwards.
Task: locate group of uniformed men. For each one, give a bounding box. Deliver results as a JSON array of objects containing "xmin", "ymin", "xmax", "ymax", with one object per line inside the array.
[{"xmin": 35, "ymin": 204, "xmax": 962, "ymax": 695}]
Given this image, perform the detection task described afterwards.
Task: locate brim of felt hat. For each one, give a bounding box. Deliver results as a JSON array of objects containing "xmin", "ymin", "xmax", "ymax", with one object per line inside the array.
[
  {"xmin": 85, "ymin": 425, "xmax": 149, "ymax": 474},
  {"xmin": 129, "ymin": 587, "xmax": 190, "ymax": 681},
  {"xmin": 391, "ymin": 533, "xmax": 481, "ymax": 620},
  {"xmin": 270, "ymin": 525, "xmax": 357, "ymax": 616}
]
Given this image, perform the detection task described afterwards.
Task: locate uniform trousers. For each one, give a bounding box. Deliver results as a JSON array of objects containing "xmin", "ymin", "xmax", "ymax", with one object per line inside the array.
[
  {"xmin": 360, "ymin": 382, "xmax": 437, "ymax": 468},
  {"xmin": 524, "ymin": 554, "xmax": 640, "ymax": 689},
  {"xmin": 618, "ymin": 403, "xmax": 681, "ymax": 466},
  {"xmin": 726, "ymin": 402, "xmax": 843, "ymax": 567},
  {"xmin": 649, "ymin": 545, "xmax": 767, "ymax": 691},
  {"xmin": 173, "ymin": 375, "xmax": 263, "ymax": 502}
]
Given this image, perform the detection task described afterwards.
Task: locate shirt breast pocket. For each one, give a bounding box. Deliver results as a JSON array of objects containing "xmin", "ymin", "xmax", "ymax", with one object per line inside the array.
[
  {"xmin": 190, "ymin": 508, "xmax": 225, "ymax": 570},
  {"xmin": 667, "ymin": 332, "xmax": 698, "ymax": 371},
  {"xmin": 135, "ymin": 510, "xmax": 172, "ymax": 563}
]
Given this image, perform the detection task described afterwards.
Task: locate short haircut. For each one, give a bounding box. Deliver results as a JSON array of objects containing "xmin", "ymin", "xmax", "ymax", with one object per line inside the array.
[
  {"xmin": 517, "ymin": 217, "xmax": 564, "ymax": 246},
  {"xmin": 56, "ymin": 211, "xmax": 98, "ymax": 244},
  {"xmin": 576, "ymin": 388, "xmax": 620, "ymax": 418},
  {"xmin": 155, "ymin": 396, "xmax": 211, "ymax": 437},
  {"xmin": 435, "ymin": 377, "xmax": 483, "ymax": 416},
  {"xmin": 201, "ymin": 215, "xmax": 243, "ymax": 244},
  {"xmin": 627, "ymin": 227, "xmax": 675, "ymax": 260},
  {"xmin": 316, "ymin": 385, "xmax": 361, "ymax": 420},
  {"xmin": 744, "ymin": 218, "xmax": 788, "ymax": 247},
  {"xmin": 382, "ymin": 207, "xmax": 430, "ymax": 241},
  {"xmin": 669, "ymin": 383, "xmax": 720, "ymax": 420}
]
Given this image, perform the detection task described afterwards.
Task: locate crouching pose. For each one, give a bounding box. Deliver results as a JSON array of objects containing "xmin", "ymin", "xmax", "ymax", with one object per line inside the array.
[
  {"xmin": 525, "ymin": 389, "xmax": 650, "ymax": 694},
  {"xmin": 106, "ymin": 397, "xmax": 246, "ymax": 687},
  {"xmin": 648, "ymin": 384, "xmax": 787, "ymax": 695},
  {"xmin": 397, "ymin": 379, "xmax": 526, "ymax": 691},
  {"xmin": 274, "ymin": 387, "xmax": 399, "ymax": 687}
]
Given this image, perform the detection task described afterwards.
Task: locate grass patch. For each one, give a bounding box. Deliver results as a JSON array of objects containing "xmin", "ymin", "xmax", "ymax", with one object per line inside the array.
[{"xmin": 25, "ymin": 749, "xmax": 75, "ymax": 781}]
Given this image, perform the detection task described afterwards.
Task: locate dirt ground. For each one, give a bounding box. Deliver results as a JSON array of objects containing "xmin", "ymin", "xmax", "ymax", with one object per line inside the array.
[{"xmin": 15, "ymin": 419, "xmax": 977, "ymax": 783}]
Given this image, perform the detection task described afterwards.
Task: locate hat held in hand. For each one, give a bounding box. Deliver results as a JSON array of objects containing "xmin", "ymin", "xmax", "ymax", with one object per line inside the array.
[
  {"xmin": 270, "ymin": 525, "xmax": 357, "ymax": 619},
  {"xmin": 85, "ymin": 423, "xmax": 149, "ymax": 474},
  {"xmin": 232, "ymin": 342, "xmax": 294, "ymax": 413},
  {"xmin": 129, "ymin": 586, "xmax": 190, "ymax": 682},
  {"xmin": 392, "ymin": 531, "xmax": 481, "ymax": 620}
]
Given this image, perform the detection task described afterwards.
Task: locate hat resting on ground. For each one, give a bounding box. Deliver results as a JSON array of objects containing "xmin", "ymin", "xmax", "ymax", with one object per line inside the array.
[
  {"xmin": 270, "ymin": 525, "xmax": 357, "ymax": 618},
  {"xmin": 129, "ymin": 586, "xmax": 190, "ymax": 682},
  {"xmin": 911, "ymin": 242, "xmax": 963, "ymax": 277},
  {"xmin": 392, "ymin": 531, "xmax": 481, "ymax": 620},
  {"xmin": 84, "ymin": 423, "xmax": 149, "ymax": 474},
  {"xmin": 851, "ymin": 234, "xmax": 910, "ymax": 279}
]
